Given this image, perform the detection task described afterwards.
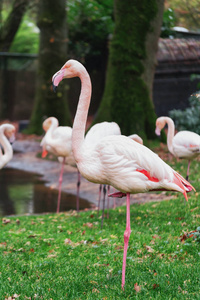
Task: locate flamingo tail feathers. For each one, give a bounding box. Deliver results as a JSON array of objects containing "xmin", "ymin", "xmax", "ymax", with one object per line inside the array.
[{"xmin": 173, "ymin": 171, "xmax": 195, "ymax": 202}]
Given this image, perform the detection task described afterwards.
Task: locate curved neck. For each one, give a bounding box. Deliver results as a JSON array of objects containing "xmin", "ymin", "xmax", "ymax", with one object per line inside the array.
[
  {"xmin": 0, "ymin": 129, "xmax": 13, "ymax": 167},
  {"xmin": 45, "ymin": 118, "xmax": 58, "ymax": 143},
  {"xmin": 165, "ymin": 117, "xmax": 175, "ymax": 154},
  {"xmin": 72, "ymin": 70, "xmax": 92, "ymax": 161}
]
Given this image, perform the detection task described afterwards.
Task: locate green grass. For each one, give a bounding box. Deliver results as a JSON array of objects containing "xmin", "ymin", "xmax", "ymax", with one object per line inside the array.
[{"xmin": 0, "ymin": 150, "xmax": 200, "ymax": 299}]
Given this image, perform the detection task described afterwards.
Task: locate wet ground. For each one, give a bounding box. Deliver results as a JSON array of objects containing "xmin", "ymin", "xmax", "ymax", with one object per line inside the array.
[{"xmin": 6, "ymin": 136, "xmax": 173, "ymax": 211}]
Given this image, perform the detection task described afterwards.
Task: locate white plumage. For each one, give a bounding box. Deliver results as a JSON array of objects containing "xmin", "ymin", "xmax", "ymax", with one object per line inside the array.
[
  {"xmin": 156, "ymin": 116, "xmax": 200, "ymax": 179},
  {"xmin": 0, "ymin": 124, "xmax": 15, "ymax": 168}
]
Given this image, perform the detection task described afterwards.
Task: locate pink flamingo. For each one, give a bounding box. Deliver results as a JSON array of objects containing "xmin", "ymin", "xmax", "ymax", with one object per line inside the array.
[
  {"xmin": 155, "ymin": 116, "xmax": 200, "ymax": 180},
  {"xmin": 0, "ymin": 124, "xmax": 15, "ymax": 168},
  {"xmin": 52, "ymin": 59, "xmax": 194, "ymax": 289},
  {"xmin": 41, "ymin": 117, "xmax": 121, "ymax": 213},
  {"xmin": 40, "ymin": 117, "xmax": 79, "ymax": 213}
]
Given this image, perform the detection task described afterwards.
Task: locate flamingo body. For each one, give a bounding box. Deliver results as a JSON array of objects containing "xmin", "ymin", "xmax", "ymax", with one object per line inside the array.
[
  {"xmin": 0, "ymin": 124, "xmax": 15, "ymax": 168},
  {"xmin": 172, "ymin": 131, "xmax": 200, "ymax": 159},
  {"xmin": 40, "ymin": 117, "xmax": 77, "ymax": 213},
  {"xmin": 52, "ymin": 59, "xmax": 194, "ymax": 289},
  {"xmin": 78, "ymin": 134, "xmax": 192, "ymax": 196},
  {"xmin": 41, "ymin": 117, "xmax": 75, "ymax": 164},
  {"xmin": 156, "ymin": 116, "xmax": 200, "ymax": 179}
]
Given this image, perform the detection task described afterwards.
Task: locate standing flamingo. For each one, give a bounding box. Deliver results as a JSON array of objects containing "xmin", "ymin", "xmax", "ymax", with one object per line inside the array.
[
  {"xmin": 40, "ymin": 117, "xmax": 78, "ymax": 213},
  {"xmin": 0, "ymin": 124, "xmax": 15, "ymax": 168},
  {"xmin": 52, "ymin": 59, "xmax": 194, "ymax": 289},
  {"xmin": 155, "ymin": 116, "xmax": 200, "ymax": 180}
]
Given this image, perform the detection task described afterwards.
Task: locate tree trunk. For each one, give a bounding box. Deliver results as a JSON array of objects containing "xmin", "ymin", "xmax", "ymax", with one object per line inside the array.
[
  {"xmin": 0, "ymin": 0, "xmax": 29, "ymax": 52},
  {"xmin": 28, "ymin": 0, "xmax": 71, "ymax": 134},
  {"xmin": 95, "ymin": 0, "xmax": 164, "ymax": 140}
]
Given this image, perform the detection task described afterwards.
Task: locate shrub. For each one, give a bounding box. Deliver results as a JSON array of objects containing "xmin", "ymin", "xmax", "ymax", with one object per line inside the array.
[{"xmin": 169, "ymin": 91, "xmax": 200, "ymax": 134}]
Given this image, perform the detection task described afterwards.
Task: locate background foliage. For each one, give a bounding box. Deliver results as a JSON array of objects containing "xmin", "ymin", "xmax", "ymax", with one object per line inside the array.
[{"xmin": 169, "ymin": 92, "xmax": 200, "ymax": 134}]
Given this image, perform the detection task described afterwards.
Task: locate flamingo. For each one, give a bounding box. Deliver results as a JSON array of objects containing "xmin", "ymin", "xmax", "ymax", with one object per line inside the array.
[
  {"xmin": 0, "ymin": 124, "xmax": 15, "ymax": 168},
  {"xmin": 41, "ymin": 117, "xmax": 121, "ymax": 213},
  {"xmin": 155, "ymin": 116, "xmax": 200, "ymax": 180},
  {"xmin": 40, "ymin": 117, "xmax": 78, "ymax": 213},
  {"xmin": 52, "ymin": 59, "xmax": 194, "ymax": 289}
]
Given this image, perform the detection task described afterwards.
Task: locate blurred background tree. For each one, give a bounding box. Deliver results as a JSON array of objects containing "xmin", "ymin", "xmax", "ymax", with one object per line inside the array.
[
  {"xmin": 0, "ymin": 0, "xmax": 30, "ymax": 52},
  {"xmin": 28, "ymin": 0, "xmax": 71, "ymax": 134},
  {"xmin": 95, "ymin": 0, "xmax": 164, "ymax": 139},
  {"xmin": 1, "ymin": 0, "xmax": 197, "ymax": 137},
  {"xmin": 166, "ymin": 0, "xmax": 200, "ymax": 31}
]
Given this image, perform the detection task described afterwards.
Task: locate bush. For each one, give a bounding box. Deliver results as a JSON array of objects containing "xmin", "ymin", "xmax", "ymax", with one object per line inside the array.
[{"xmin": 169, "ymin": 91, "xmax": 200, "ymax": 134}]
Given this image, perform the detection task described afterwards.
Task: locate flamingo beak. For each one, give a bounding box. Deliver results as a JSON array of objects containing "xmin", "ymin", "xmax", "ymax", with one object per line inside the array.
[
  {"xmin": 52, "ymin": 83, "xmax": 57, "ymax": 93},
  {"xmin": 52, "ymin": 69, "xmax": 65, "ymax": 93},
  {"xmin": 9, "ymin": 133, "xmax": 15, "ymax": 144},
  {"xmin": 155, "ymin": 127, "xmax": 161, "ymax": 136}
]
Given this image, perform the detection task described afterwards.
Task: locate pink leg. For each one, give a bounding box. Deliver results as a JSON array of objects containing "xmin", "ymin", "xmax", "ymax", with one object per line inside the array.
[
  {"xmin": 101, "ymin": 185, "xmax": 107, "ymax": 229},
  {"xmin": 97, "ymin": 184, "xmax": 102, "ymax": 217},
  {"xmin": 121, "ymin": 193, "xmax": 131, "ymax": 289},
  {"xmin": 113, "ymin": 197, "xmax": 116, "ymax": 209},
  {"xmin": 56, "ymin": 157, "xmax": 66, "ymax": 213},
  {"xmin": 186, "ymin": 160, "xmax": 191, "ymax": 181},
  {"xmin": 107, "ymin": 185, "xmax": 110, "ymax": 218},
  {"xmin": 76, "ymin": 171, "xmax": 81, "ymax": 212}
]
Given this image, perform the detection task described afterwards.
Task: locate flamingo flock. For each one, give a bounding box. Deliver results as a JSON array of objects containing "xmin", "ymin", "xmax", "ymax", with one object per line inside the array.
[
  {"xmin": 52, "ymin": 59, "xmax": 195, "ymax": 289},
  {"xmin": 1, "ymin": 59, "xmax": 199, "ymax": 290}
]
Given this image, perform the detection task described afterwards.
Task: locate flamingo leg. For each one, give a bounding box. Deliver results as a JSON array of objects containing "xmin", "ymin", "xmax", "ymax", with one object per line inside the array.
[
  {"xmin": 121, "ymin": 192, "xmax": 131, "ymax": 290},
  {"xmin": 186, "ymin": 160, "xmax": 191, "ymax": 181},
  {"xmin": 56, "ymin": 157, "xmax": 66, "ymax": 213},
  {"xmin": 107, "ymin": 185, "xmax": 110, "ymax": 218},
  {"xmin": 77, "ymin": 171, "xmax": 81, "ymax": 212},
  {"xmin": 113, "ymin": 197, "xmax": 116, "ymax": 209},
  {"xmin": 97, "ymin": 184, "xmax": 102, "ymax": 217},
  {"xmin": 101, "ymin": 185, "xmax": 107, "ymax": 229}
]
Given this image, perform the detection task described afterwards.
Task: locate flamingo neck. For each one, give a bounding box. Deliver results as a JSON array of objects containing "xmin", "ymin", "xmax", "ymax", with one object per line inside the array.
[
  {"xmin": 165, "ymin": 117, "xmax": 175, "ymax": 155},
  {"xmin": 45, "ymin": 118, "xmax": 58, "ymax": 143},
  {"xmin": 72, "ymin": 70, "xmax": 92, "ymax": 162},
  {"xmin": 0, "ymin": 129, "xmax": 13, "ymax": 167}
]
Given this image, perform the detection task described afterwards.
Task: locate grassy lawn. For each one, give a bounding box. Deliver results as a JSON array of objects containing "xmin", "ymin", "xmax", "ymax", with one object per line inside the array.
[{"xmin": 0, "ymin": 145, "xmax": 200, "ymax": 299}]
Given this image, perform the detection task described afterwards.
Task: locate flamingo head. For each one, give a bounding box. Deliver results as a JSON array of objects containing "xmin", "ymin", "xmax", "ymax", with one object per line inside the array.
[
  {"xmin": 42, "ymin": 117, "xmax": 58, "ymax": 132},
  {"xmin": 52, "ymin": 59, "xmax": 86, "ymax": 92},
  {"xmin": 3, "ymin": 124, "xmax": 16, "ymax": 144},
  {"xmin": 155, "ymin": 117, "xmax": 166, "ymax": 136}
]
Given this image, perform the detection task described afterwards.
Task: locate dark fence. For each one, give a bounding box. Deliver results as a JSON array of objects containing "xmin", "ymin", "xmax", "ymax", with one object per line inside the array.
[
  {"xmin": 0, "ymin": 52, "xmax": 37, "ymax": 121},
  {"xmin": 1, "ymin": 39, "xmax": 200, "ymax": 123}
]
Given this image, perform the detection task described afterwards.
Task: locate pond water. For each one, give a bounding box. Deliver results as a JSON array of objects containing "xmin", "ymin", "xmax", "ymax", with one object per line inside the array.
[{"xmin": 0, "ymin": 168, "xmax": 92, "ymax": 217}]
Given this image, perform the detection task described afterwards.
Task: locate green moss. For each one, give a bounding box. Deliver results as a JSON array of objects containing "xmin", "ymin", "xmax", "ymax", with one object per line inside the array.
[
  {"xmin": 95, "ymin": 0, "xmax": 159, "ymax": 139},
  {"xmin": 28, "ymin": 0, "xmax": 71, "ymax": 135}
]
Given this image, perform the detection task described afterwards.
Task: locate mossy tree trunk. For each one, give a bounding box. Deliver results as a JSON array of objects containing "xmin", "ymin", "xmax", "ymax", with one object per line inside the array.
[
  {"xmin": 0, "ymin": 0, "xmax": 29, "ymax": 52},
  {"xmin": 95, "ymin": 0, "xmax": 164, "ymax": 140},
  {"xmin": 28, "ymin": 0, "xmax": 71, "ymax": 135}
]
